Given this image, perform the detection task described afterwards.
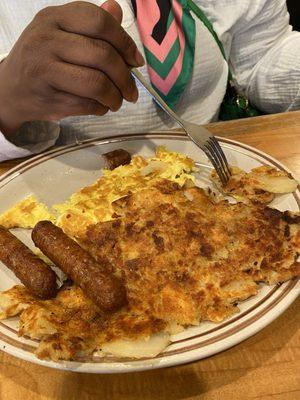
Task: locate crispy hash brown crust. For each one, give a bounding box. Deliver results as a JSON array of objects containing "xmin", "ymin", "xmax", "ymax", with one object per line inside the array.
[
  {"xmin": 18, "ymin": 283, "xmax": 165, "ymax": 361},
  {"xmin": 83, "ymin": 180, "xmax": 300, "ymax": 325},
  {"xmin": 0, "ymin": 285, "xmax": 36, "ymax": 319},
  {"xmin": 211, "ymin": 165, "xmax": 298, "ymax": 204},
  {"xmin": 2, "ymin": 179, "xmax": 299, "ymax": 360}
]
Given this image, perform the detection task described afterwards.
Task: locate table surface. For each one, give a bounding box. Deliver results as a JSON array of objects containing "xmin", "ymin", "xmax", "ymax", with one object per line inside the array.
[{"xmin": 0, "ymin": 111, "xmax": 299, "ymax": 400}]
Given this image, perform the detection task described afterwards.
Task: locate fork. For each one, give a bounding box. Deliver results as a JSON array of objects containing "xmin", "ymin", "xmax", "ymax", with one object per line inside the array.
[{"xmin": 131, "ymin": 68, "xmax": 231, "ymax": 185}]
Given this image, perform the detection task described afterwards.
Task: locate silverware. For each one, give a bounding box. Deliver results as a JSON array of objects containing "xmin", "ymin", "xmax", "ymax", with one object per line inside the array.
[{"xmin": 131, "ymin": 68, "xmax": 231, "ymax": 185}]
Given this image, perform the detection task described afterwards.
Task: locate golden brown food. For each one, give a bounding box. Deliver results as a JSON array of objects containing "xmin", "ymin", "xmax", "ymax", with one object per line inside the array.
[
  {"xmin": 211, "ymin": 165, "xmax": 298, "ymax": 204},
  {"xmin": 0, "ymin": 195, "xmax": 55, "ymax": 229},
  {"xmin": 0, "ymin": 285, "xmax": 36, "ymax": 319},
  {"xmin": 32, "ymin": 221, "xmax": 127, "ymax": 312},
  {"xmin": 9, "ymin": 180, "xmax": 298, "ymax": 361},
  {"xmin": 54, "ymin": 146, "xmax": 196, "ymax": 239},
  {"xmin": 0, "ymin": 227, "xmax": 58, "ymax": 299},
  {"xmin": 0, "ymin": 148, "xmax": 299, "ymax": 362},
  {"xmin": 83, "ymin": 180, "xmax": 300, "ymax": 327},
  {"xmin": 17, "ymin": 283, "xmax": 167, "ymax": 360}
]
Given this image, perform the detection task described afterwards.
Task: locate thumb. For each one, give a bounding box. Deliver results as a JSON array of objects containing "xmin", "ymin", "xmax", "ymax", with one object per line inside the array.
[{"xmin": 101, "ymin": 0, "xmax": 123, "ymax": 23}]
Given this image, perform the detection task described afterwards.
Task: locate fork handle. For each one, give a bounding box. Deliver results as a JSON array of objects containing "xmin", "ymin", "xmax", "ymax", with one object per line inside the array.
[{"xmin": 131, "ymin": 68, "xmax": 185, "ymax": 130}]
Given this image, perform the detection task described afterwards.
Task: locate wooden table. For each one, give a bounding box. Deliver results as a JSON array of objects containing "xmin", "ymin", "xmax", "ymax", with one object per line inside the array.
[{"xmin": 0, "ymin": 111, "xmax": 299, "ymax": 400}]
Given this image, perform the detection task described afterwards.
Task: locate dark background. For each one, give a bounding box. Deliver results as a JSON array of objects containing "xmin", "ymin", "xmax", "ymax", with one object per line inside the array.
[{"xmin": 287, "ymin": 0, "xmax": 300, "ymax": 31}]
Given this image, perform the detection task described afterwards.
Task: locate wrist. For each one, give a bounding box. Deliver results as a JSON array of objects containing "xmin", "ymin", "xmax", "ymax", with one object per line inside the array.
[{"xmin": 0, "ymin": 60, "xmax": 23, "ymax": 139}]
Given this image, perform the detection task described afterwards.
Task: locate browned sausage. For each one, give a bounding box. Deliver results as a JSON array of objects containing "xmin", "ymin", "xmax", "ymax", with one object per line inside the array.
[
  {"xmin": 0, "ymin": 226, "xmax": 57, "ymax": 299},
  {"xmin": 32, "ymin": 221, "xmax": 127, "ymax": 312},
  {"xmin": 102, "ymin": 149, "xmax": 131, "ymax": 170}
]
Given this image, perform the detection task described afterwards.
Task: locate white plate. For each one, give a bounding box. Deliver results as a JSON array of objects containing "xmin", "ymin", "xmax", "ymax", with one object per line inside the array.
[{"xmin": 0, "ymin": 132, "xmax": 299, "ymax": 373}]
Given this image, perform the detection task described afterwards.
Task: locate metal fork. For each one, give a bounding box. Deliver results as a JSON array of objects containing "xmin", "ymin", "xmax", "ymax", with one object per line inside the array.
[{"xmin": 131, "ymin": 68, "xmax": 231, "ymax": 185}]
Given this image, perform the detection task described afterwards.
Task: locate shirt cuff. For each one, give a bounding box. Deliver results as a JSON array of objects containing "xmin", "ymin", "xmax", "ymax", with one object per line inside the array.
[{"xmin": 0, "ymin": 121, "xmax": 60, "ymax": 162}]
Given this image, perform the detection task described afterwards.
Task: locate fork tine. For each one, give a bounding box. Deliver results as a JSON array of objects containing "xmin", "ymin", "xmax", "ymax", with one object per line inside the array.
[
  {"xmin": 131, "ymin": 69, "xmax": 232, "ymax": 182},
  {"xmin": 209, "ymin": 137, "xmax": 231, "ymax": 179},
  {"xmin": 208, "ymin": 140, "xmax": 231, "ymax": 183},
  {"xmin": 203, "ymin": 145, "xmax": 227, "ymax": 186},
  {"xmin": 205, "ymin": 141, "xmax": 227, "ymax": 180},
  {"xmin": 211, "ymin": 137, "xmax": 230, "ymax": 172}
]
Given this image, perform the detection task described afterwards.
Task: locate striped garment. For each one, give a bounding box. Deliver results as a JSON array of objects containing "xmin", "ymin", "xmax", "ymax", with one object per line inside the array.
[{"xmin": 131, "ymin": 0, "xmax": 195, "ymax": 107}]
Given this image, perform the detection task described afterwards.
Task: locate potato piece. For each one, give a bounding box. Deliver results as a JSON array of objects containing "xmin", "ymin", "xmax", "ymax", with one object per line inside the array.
[
  {"xmin": 255, "ymin": 175, "xmax": 298, "ymax": 193},
  {"xmin": 211, "ymin": 165, "xmax": 298, "ymax": 204},
  {"xmin": 101, "ymin": 333, "xmax": 170, "ymax": 358}
]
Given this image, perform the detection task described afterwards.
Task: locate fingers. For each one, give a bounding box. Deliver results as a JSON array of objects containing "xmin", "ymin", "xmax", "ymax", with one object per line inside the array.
[
  {"xmin": 55, "ymin": 31, "xmax": 138, "ymax": 103},
  {"xmin": 101, "ymin": 0, "xmax": 123, "ymax": 23},
  {"xmin": 48, "ymin": 90, "xmax": 109, "ymax": 120},
  {"xmin": 54, "ymin": 2, "xmax": 145, "ymax": 67},
  {"xmin": 48, "ymin": 61, "xmax": 124, "ymax": 112}
]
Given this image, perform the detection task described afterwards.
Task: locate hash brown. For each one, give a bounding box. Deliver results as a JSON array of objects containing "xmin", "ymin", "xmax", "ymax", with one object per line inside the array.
[
  {"xmin": 1, "ymin": 179, "xmax": 299, "ymax": 360},
  {"xmin": 0, "ymin": 148, "xmax": 299, "ymax": 361},
  {"xmin": 211, "ymin": 165, "xmax": 298, "ymax": 204}
]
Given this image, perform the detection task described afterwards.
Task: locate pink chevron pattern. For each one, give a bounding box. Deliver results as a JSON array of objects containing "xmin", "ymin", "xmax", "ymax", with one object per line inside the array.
[{"xmin": 135, "ymin": 0, "xmax": 186, "ymax": 95}]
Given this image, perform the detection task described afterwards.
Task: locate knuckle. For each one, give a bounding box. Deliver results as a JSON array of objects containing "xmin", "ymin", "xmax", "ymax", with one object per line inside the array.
[
  {"xmin": 65, "ymin": 2, "xmax": 109, "ymax": 32},
  {"xmin": 70, "ymin": 66, "xmax": 87, "ymax": 86},
  {"xmin": 121, "ymin": 31, "xmax": 136, "ymax": 55},
  {"xmin": 22, "ymin": 24, "xmax": 57, "ymax": 56},
  {"xmin": 26, "ymin": 57, "xmax": 55, "ymax": 80},
  {"xmin": 95, "ymin": 9, "xmax": 109, "ymax": 34},
  {"xmin": 30, "ymin": 31, "xmax": 55, "ymax": 48},
  {"xmin": 89, "ymin": 72, "xmax": 108, "ymax": 93},
  {"xmin": 65, "ymin": 1, "xmax": 92, "ymax": 11},
  {"xmin": 23, "ymin": 58, "xmax": 44, "ymax": 79},
  {"xmin": 95, "ymin": 41, "xmax": 114, "ymax": 65},
  {"xmin": 35, "ymin": 6, "xmax": 56, "ymax": 20}
]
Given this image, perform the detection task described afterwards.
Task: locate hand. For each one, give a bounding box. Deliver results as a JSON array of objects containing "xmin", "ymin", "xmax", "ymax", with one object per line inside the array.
[{"xmin": 0, "ymin": 1, "xmax": 144, "ymax": 138}]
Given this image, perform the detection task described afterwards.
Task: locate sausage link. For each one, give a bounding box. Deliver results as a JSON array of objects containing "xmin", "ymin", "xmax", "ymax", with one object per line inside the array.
[
  {"xmin": 32, "ymin": 221, "xmax": 127, "ymax": 312},
  {"xmin": 102, "ymin": 149, "xmax": 131, "ymax": 170},
  {"xmin": 0, "ymin": 226, "xmax": 58, "ymax": 299}
]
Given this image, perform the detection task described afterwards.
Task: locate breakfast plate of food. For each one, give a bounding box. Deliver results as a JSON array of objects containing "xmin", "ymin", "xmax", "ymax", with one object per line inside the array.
[{"xmin": 0, "ymin": 132, "xmax": 299, "ymax": 373}]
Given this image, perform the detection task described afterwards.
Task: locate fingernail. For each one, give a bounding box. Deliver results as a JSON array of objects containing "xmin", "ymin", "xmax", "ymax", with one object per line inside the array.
[{"xmin": 135, "ymin": 48, "xmax": 145, "ymax": 66}]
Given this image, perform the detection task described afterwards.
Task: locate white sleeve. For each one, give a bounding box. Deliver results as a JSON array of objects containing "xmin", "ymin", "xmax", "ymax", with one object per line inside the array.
[
  {"xmin": 230, "ymin": 0, "xmax": 300, "ymax": 113},
  {"xmin": 0, "ymin": 53, "xmax": 60, "ymax": 162}
]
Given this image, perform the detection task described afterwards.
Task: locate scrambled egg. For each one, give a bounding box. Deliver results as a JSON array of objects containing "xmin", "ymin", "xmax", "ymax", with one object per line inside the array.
[
  {"xmin": 0, "ymin": 147, "xmax": 196, "ymax": 237},
  {"xmin": 54, "ymin": 147, "xmax": 197, "ymax": 238},
  {"xmin": 0, "ymin": 195, "xmax": 55, "ymax": 229}
]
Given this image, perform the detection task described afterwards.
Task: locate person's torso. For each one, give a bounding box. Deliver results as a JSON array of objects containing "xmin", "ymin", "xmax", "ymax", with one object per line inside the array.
[{"xmin": 0, "ymin": 0, "xmax": 243, "ymax": 142}]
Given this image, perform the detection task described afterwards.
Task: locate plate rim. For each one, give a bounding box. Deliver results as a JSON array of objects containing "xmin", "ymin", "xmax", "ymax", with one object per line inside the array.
[{"xmin": 0, "ymin": 132, "xmax": 299, "ymax": 373}]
